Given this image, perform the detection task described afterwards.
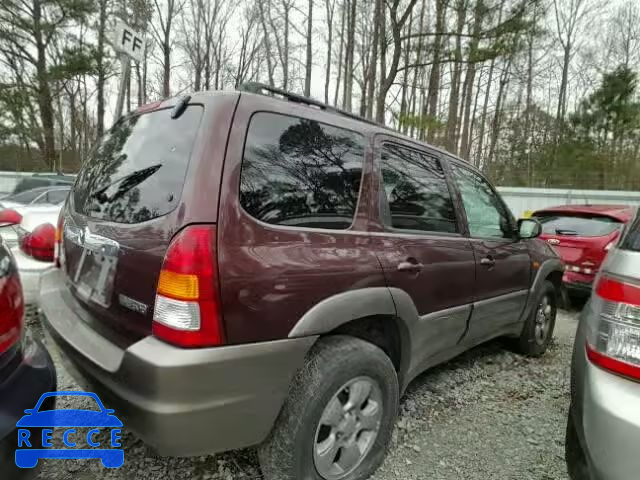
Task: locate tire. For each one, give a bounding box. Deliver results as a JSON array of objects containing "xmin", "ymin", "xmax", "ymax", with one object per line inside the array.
[
  {"xmin": 516, "ymin": 280, "xmax": 557, "ymax": 357},
  {"xmin": 258, "ymin": 335, "xmax": 399, "ymax": 480},
  {"xmin": 566, "ymin": 413, "xmax": 590, "ymax": 480}
]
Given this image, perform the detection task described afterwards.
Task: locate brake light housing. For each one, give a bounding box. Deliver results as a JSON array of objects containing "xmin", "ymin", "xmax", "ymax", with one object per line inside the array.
[
  {"xmin": 0, "ymin": 209, "xmax": 22, "ymax": 227},
  {"xmin": 0, "ymin": 263, "xmax": 24, "ymax": 353},
  {"xmin": 19, "ymin": 223, "xmax": 56, "ymax": 262},
  {"xmin": 586, "ymin": 274, "xmax": 640, "ymax": 380},
  {"xmin": 152, "ymin": 225, "xmax": 225, "ymax": 347}
]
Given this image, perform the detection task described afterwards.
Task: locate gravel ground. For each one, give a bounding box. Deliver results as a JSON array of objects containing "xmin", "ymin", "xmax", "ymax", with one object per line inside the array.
[{"xmin": 27, "ymin": 308, "xmax": 579, "ymax": 480}]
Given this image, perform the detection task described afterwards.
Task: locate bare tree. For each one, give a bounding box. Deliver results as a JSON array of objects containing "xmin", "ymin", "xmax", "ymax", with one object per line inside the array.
[{"xmin": 150, "ymin": 0, "xmax": 184, "ymax": 98}]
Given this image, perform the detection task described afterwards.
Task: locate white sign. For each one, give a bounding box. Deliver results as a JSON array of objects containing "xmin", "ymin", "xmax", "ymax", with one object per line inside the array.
[{"xmin": 111, "ymin": 19, "xmax": 145, "ymax": 63}]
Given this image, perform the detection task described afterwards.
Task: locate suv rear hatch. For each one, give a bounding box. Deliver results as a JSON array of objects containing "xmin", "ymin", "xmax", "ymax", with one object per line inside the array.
[
  {"xmin": 61, "ymin": 102, "xmax": 206, "ymax": 346},
  {"xmin": 536, "ymin": 211, "xmax": 623, "ymax": 277}
]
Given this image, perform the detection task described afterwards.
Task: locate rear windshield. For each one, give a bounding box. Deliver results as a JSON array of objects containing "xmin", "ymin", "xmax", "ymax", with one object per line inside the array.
[
  {"xmin": 620, "ymin": 212, "xmax": 640, "ymax": 251},
  {"xmin": 535, "ymin": 213, "xmax": 621, "ymax": 237},
  {"xmin": 73, "ymin": 106, "xmax": 203, "ymax": 224},
  {"xmin": 3, "ymin": 188, "xmax": 47, "ymax": 204}
]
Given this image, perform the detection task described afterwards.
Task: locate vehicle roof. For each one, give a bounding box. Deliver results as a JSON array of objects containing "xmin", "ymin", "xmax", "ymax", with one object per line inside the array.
[
  {"xmin": 153, "ymin": 89, "xmax": 477, "ymax": 173},
  {"xmin": 533, "ymin": 204, "xmax": 636, "ymax": 222}
]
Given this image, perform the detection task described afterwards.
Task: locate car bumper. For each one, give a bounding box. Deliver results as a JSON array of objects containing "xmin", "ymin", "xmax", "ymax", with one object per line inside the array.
[
  {"xmin": 11, "ymin": 247, "xmax": 54, "ymax": 305},
  {"xmin": 39, "ymin": 269, "xmax": 317, "ymax": 456},
  {"xmin": 577, "ymin": 350, "xmax": 640, "ymax": 480},
  {"xmin": 0, "ymin": 336, "xmax": 57, "ymax": 441}
]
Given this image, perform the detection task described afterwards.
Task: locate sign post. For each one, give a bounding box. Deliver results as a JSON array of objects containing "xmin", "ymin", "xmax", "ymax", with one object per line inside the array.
[{"xmin": 110, "ymin": 19, "xmax": 146, "ymax": 122}]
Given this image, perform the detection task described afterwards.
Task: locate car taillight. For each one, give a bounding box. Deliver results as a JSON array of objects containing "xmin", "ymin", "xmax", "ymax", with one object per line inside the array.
[
  {"xmin": 0, "ymin": 266, "xmax": 24, "ymax": 353},
  {"xmin": 152, "ymin": 225, "xmax": 225, "ymax": 348},
  {"xmin": 586, "ymin": 275, "xmax": 640, "ymax": 380},
  {"xmin": 54, "ymin": 211, "xmax": 64, "ymax": 268},
  {"xmin": 19, "ymin": 223, "xmax": 56, "ymax": 262},
  {"xmin": 0, "ymin": 209, "xmax": 22, "ymax": 227}
]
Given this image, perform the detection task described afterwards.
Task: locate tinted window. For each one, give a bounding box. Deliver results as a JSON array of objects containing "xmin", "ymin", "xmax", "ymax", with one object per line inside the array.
[
  {"xmin": 452, "ymin": 165, "xmax": 512, "ymax": 238},
  {"xmin": 73, "ymin": 106, "xmax": 203, "ymax": 224},
  {"xmin": 380, "ymin": 144, "xmax": 457, "ymax": 233},
  {"xmin": 240, "ymin": 112, "xmax": 365, "ymax": 230},
  {"xmin": 535, "ymin": 214, "xmax": 621, "ymax": 237},
  {"xmin": 621, "ymin": 211, "xmax": 640, "ymax": 251},
  {"xmin": 46, "ymin": 189, "xmax": 69, "ymax": 205}
]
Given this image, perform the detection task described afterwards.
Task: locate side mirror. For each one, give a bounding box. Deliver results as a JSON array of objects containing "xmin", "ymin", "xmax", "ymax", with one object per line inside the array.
[{"xmin": 517, "ymin": 218, "xmax": 542, "ymax": 239}]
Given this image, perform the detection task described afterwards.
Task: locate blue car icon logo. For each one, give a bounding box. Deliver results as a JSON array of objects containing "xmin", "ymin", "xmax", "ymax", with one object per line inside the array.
[{"xmin": 15, "ymin": 391, "xmax": 124, "ymax": 469}]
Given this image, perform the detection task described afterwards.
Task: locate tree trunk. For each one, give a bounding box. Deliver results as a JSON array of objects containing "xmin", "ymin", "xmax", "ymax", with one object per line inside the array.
[
  {"xmin": 33, "ymin": 0, "xmax": 56, "ymax": 169},
  {"xmin": 487, "ymin": 58, "xmax": 512, "ymax": 170},
  {"xmin": 365, "ymin": 0, "xmax": 381, "ymax": 119},
  {"xmin": 334, "ymin": 0, "xmax": 346, "ymax": 106},
  {"xmin": 324, "ymin": 0, "xmax": 335, "ymax": 104},
  {"xmin": 343, "ymin": 0, "xmax": 357, "ymax": 112},
  {"xmin": 459, "ymin": 0, "xmax": 484, "ymax": 160},
  {"xmin": 399, "ymin": 8, "xmax": 413, "ymax": 131},
  {"xmin": 96, "ymin": 0, "xmax": 107, "ymax": 138},
  {"xmin": 304, "ymin": 0, "xmax": 313, "ymax": 96},
  {"xmin": 445, "ymin": 0, "xmax": 468, "ymax": 153},
  {"xmin": 426, "ymin": 0, "xmax": 447, "ymax": 142}
]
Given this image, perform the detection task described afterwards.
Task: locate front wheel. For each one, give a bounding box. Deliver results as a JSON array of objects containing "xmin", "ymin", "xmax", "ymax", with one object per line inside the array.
[
  {"xmin": 259, "ymin": 335, "xmax": 399, "ymax": 480},
  {"xmin": 517, "ymin": 280, "xmax": 557, "ymax": 357}
]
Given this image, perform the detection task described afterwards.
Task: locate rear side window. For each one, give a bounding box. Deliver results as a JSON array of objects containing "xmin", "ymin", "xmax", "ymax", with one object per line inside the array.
[
  {"xmin": 73, "ymin": 106, "xmax": 203, "ymax": 224},
  {"xmin": 240, "ymin": 112, "xmax": 365, "ymax": 230},
  {"xmin": 380, "ymin": 144, "xmax": 457, "ymax": 234},
  {"xmin": 535, "ymin": 214, "xmax": 621, "ymax": 237}
]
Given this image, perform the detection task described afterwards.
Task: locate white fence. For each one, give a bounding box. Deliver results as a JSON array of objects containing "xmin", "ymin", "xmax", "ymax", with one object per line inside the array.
[{"xmin": 497, "ymin": 187, "xmax": 640, "ymax": 218}]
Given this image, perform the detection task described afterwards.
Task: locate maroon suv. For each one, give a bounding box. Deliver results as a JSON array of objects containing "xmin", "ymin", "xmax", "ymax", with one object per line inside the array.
[{"xmin": 40, "ymin": 84, "xmax": 563, "ymax": 480}]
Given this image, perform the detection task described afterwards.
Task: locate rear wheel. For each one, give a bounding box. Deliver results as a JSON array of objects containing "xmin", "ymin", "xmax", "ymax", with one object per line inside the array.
[
  {"xmin": 258, "ymin": 335, "xmax": 399, "ymax": 480},
  {"xmin": 517, "ymin": 280, "xmax": 557, "ymax": 357}
]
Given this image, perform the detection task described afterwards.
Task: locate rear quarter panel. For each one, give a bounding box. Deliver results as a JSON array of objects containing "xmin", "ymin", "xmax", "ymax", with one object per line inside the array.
[{"xmin": 217, "ymin": 95, "xmax": 387, "ymax": 343}]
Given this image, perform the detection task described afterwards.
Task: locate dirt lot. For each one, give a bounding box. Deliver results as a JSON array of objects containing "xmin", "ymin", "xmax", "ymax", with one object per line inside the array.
[{"xmin": 31, "ymin": 308, "xmax": 579, "ymax": 480}]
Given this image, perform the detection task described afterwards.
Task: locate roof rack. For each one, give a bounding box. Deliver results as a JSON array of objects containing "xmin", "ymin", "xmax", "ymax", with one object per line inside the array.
[{"xmin": 237, "ymin": 82, "xmax": 382, "ymax": 128}]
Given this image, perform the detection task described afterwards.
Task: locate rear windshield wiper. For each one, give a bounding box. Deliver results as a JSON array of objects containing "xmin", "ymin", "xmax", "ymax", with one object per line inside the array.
[
  {"xmin": 555, "ymin": 228, "xmax": 578, "ymax": 236},
  {"xmin": 90, "ymin": 164, "xmax": 162, "ymax": 203}
]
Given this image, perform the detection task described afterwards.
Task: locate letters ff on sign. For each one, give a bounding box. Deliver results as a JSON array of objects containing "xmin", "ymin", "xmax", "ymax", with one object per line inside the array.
[{"xmin": 112, "ymin": 19, "xmax": 145, "ymax": 63}]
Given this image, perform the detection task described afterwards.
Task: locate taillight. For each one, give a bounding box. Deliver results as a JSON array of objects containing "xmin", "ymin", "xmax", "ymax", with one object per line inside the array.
[
  {"xmin": 54, "ymin": 210, "xmax": 64, "ymax": 268},
  {"xmin": 0, "ymin": 209, "xmax": 22, "ymax": 227},
  {"xmin": 0, "ymin": 264, "xmax": 24, "ymax": 353},
  {"xmin": 152, "ymin": 225, "xmax": 225, "ymax": 348},
  {"xmin": 19, "ymin": 223, "xmax": 56, "ymax": 262},
  {"xmin": 586, "ymin": 275, "xmax": 640, "ymax": 380}
]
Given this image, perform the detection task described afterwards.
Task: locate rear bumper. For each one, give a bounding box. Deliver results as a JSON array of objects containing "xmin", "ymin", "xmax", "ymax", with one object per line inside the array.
[
  {"xmin": 39, "ymin": 269, "xmax": 317, "ymax": 456},
  {"xmin": 11, "ymin": 247, "xmax": 54, "ymax": 305},
  {"xmin": 573, "ymin": 338, "xmax": 640, "ymax": 480},
  {"xmin": 0, "ymin": 336, "xmax": 57, "ymax": 440}
]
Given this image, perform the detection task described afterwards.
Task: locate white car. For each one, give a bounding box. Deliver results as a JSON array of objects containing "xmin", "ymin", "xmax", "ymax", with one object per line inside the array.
[
  {"xmin": 0, "ymin": 186, "xmax": 69, "ymax": 248},
  {"xmin": 4, "ymin": 206, "xmax": 61, "ymax": 305}
]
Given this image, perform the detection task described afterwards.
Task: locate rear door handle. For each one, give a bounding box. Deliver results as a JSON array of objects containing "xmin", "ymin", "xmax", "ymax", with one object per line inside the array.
[
  {"xmin": 397, "ymin": 260, "xmax": 423, "ymax": 273},
  {"xmin": 480, "ymin": 256, "xmax": 495, "ymax": 267}
]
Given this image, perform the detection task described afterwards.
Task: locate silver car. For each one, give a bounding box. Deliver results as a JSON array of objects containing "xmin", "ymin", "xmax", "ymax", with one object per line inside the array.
[{"xmin": 566, "ymin": 208, "xmax": 640, "ymax": 480}]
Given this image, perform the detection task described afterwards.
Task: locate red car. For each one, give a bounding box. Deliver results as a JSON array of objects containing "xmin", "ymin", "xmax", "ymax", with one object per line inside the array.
[{"xmin": 533, "ymin": 204, "xmax": 636, "ymax": 295}]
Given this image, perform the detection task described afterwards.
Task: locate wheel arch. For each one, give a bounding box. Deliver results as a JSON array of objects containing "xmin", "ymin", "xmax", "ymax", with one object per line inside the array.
[{"xmin": 288, "ymin": 287, "xmax": 417, "ymax": 389}]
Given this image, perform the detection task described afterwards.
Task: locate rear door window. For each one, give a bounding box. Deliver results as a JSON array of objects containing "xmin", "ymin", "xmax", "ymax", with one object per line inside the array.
[
  {"xmin": 73, "ymin": 106, "xmax": 203, "ymax": 224},
  {"xmin": 240, "ymin": 112, "xmax": 365, "ymax": 230},
  {"xmin": 535, "ymin": 214, "xmax": 621, "ymax": 237},
  {"xmin": 380, "ymin": 143, "xmax": 458, "ymax": 234}
]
